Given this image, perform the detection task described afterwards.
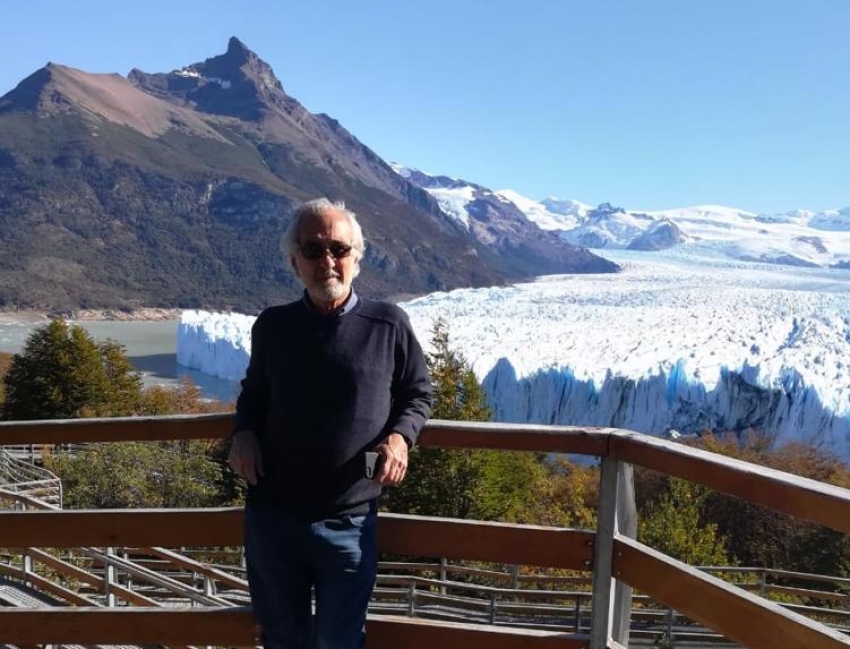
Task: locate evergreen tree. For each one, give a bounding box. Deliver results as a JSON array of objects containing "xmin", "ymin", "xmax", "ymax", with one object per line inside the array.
[
  {"xmin": 2, "ymin": 319, "xmax": 143, "ymax": 420},
  {"xmin": 426, "ymin": 319, "xmax": 490, "ymax": 422},
  {"xmin": 386, "ymin": 319, "xmax": 547, "ymax": 522}
]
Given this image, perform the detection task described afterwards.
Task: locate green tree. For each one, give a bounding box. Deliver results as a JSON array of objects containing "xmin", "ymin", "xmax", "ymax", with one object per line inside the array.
[
  {"xmin": 2, "ymin": 319, "xmax": 142, "ymax": 420},
  {"xmin": 528, "ymin": 458, "xmax": 599, "ymax": 529},
  {"xmin": 386, "ymin": 319, "xmax": 547, "ymax": 522},
  {"xmin": 639, "ymin": 477, "xmax": 732, "ymax": 566},
  {"xmin": 426, "ymin": 318, "xmax": 490, "ymax": 422},
  {"xmin": 139, "ymin": 377, "xmax": 232, "ymax": 415},
  {"xmin": 2, "ymin": 320, "xmax": 239, "ymax": 507},
  {"xmin": 44, "ymin": 439, "xmax": 226, "ymax": 508}
]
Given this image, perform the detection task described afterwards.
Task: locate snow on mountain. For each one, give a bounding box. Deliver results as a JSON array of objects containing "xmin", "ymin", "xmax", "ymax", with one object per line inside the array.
[
  {"xmin": 426, "ymin": 184, "xmax": 477, "ymax": 229},
  {"xmin": 387, "ymin": 164, "xmax": 618, "ymax": 275},
  {"xmin": 393, "ymin": 164, "xmax": 850, "ymax": 269},
  {"xmin": 177, "ymin": 249, "xmax": 850, "ymax": 459},
  {"xmin": 552, "ymin": 202, "xmax": 850, "ymax": 268},
  {"xmin": 393, "ymin": 164, "xmax": 592, "ymax": 233},
  {"xmin": 389, "ymin": 163, "xmax": 474, "ymax": 228},
  {"xmin": 810, "ymin": 207, "xmax": 850, "ymax": 232},
  {"xmin": 560, "ymin": 203, "xmax": 663, "ymax": 249},
  {"xmin": 494, "ymin": 190, "xmax": 590, "ymax": 231},
  {"xmin": 541, "ymin": 197, "xmax": 594, "ymax": 221}
]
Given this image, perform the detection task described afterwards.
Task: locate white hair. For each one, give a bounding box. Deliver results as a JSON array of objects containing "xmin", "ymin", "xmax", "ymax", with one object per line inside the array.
[{"xmin": 283, "ymin": 198, "xmax": 365, "ymax": 273}]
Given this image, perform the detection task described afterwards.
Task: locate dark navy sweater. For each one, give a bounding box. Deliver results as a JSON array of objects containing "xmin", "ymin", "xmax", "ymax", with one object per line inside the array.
[{"xmin": 234, "ymin": 295, "xmax": 433, "ymax": 519}]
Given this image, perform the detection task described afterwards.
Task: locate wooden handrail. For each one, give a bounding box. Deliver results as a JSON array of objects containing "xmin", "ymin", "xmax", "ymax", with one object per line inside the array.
[
  {"xmin": 0, "ymin": 415, "xmax": 611, "ymax": 454},
  {"xmin": 0, "ymin": 607, "xmax": 589, "ymax": 647},
  {"xmin": 0, "ymin": 508, "xmax": 244, "ymax": 547},
  {"xmin": 0, "ymin": 413, "xmax": 234, "ymax": 444},
  {"xmin": 613, "ymin": 535, "xmax": 850, "ymax": 649},
  {"xmin": 0, "ymin": 509, "xmax": 594, "ymax": 571},
  {"xmin": 609, "ymin": 429, "xmax": 850, "ymax": 534},
  {"xmin": 0, "ymin": 607, "xmax": 257, "ymax": 645},
  {"xmin": 378, "ymin": 514, "xmax": 594, "ymax": 568},
  {"xmin": 138, "ymin": 546, "xmax": 249, "ymax": 592},
  {"xmin": 4, "ymin": 415, "xmax": 850, "ymax": 648},
  {"xmin": 5, "ymin": 416, "xmax": 850, "ymax": 535}
]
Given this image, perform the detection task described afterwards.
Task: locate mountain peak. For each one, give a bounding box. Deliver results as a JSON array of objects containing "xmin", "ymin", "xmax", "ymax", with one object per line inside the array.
[
  {"xmin": 128, "ymin": 37, "xmax": 288, "ymax": 121},
  {"xmin": 0, "ymin": 62, "xmax": 229, "ymax": 140},
  {"xmin": 227, "ymin": 36, "xmax": 250, "ymax": 56}
]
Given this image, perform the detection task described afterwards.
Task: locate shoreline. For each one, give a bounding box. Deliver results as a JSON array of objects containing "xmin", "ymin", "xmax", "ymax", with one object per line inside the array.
[{"xmin": 0, "ymin": 308, "xmax": 181, "ymax": 324}]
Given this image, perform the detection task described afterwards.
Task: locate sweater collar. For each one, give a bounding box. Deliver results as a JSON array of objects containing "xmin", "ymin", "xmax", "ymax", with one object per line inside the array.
[{"xmin": 301, "ymin": 289, "xmax": 359, "ymax": 317}]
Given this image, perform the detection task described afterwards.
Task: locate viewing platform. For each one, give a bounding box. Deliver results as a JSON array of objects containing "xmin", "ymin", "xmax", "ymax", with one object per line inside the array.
[{"xmin": 2, "ymin": 414, "xmax": 850, "ymax": 648}]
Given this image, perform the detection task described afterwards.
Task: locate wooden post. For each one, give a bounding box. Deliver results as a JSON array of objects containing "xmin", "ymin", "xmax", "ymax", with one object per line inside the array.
[
  {"xmin": 407, "ymin": 580, "xmax": 416, "ymax": 617},
  {"xmin": 612, "ymin": 462, "xmax": 636, "ymax": 646},
  {"xmin": 573, "ymin": 594, "xmax": 582, "ymax": 632},
  {"xmin": 589, "ymin": 458, "xmax": 636, "ymax": 649},
  {"xmin": 489, "ymin": 592, "xmax": 497, "ymax": 625},
  {"xmin": 666, "ymin": 607, "xmax": 674, "ymax": 646},
  {"xmin": 439, "ymin": 557, "xmax": 447, "ymax": 595},
  {"xmin": 22, "ymin": 550, "xmax": 33, "ymax": 586},
  {"xmin": 204, "ymin": 574, "xmax": 216, "ymax": 596},
  {"xmin": 105, "ymin": 547, "xmax": 116, "ymax": 607}
]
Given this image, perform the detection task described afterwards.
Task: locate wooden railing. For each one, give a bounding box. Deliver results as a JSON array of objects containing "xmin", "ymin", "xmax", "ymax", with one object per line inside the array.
[{"xmin": 1, "ymin": 414, "xmax": 850, "ymax": 648}]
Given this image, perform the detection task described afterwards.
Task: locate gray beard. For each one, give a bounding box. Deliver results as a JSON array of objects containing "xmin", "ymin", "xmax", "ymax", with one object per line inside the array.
[{"xmin": 314, "ymin": 280, "xmax": 347, "ymax": 301}]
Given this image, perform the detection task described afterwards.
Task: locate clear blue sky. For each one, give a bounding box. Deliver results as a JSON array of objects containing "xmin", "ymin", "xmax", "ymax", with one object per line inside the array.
[{"xmin": 2, "ymin": 0, "xmax": 849, "ymax": 213}]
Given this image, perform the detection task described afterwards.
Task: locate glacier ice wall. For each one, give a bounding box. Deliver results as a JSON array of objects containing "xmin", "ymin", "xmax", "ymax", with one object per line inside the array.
[
  {"xmin": 176, "ymin": 250, "xmax": 850, "ymax": 458},
  {"xmin": 482, "ymin": 358, "xmax": 849, "ymax": 458},
  {"xmin": 177, "ymin": 310, "xmax": 253, "ymax": 382}
]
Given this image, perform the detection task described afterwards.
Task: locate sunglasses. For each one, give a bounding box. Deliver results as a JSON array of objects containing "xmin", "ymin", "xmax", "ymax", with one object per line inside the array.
[{"xmin": 298, "ymin": 240, "xmax": 354, "ymax": 260}]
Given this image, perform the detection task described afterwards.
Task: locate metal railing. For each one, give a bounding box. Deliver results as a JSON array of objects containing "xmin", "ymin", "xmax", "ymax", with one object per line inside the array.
[{"xmin": 0, "ymin": 447, "xmax": 62, "ymax": 507}]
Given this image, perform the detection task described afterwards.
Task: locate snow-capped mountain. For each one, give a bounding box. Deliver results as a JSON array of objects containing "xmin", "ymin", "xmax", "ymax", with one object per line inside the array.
[
  {"xmin": 387, "ymin": 164, "xmax": 617, "ymax": 275},
  {"xmin": 547, "ymin": 201, "xmax": 850, "ymax": 268},
  {"xmin": 495, "ymin": 191, "xmax": 591, "ymax": 231},
  {"xmin": 395, "ymin": 165, "xmax": 850, "ymax": 269},
  {"xmin": 392, "ymin": 164, "xmax": 593, "ymax": 232}
]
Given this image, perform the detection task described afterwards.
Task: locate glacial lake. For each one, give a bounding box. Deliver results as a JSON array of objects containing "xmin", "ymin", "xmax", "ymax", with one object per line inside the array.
[{"xmin": 0, "ymin": 318, "xmax": 239, "ymax": 403}]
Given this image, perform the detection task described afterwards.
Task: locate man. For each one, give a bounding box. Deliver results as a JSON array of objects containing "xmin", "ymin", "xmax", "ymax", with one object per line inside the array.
[{"xmin": 228, "ymin": 198, "xmax": 433, "ymax": 649}]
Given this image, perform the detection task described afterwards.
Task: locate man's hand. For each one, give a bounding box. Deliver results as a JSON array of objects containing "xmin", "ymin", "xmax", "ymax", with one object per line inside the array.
[
  {"xmin": 228, "ymin": 429, "xmax": 264, "ymax": 485},
  {"xmin": 375, "ymin": 432, "xmax": 409, "ymax": 486}
]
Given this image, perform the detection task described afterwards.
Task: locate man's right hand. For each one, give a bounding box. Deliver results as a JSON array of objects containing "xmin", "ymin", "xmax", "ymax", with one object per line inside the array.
[{"xmin": 228, "ymin": 429, "xmax": 264, "ymax": 485}]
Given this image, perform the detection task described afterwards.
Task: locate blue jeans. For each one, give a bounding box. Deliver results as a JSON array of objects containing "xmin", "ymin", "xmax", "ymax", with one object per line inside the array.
[{"xmin": 244, "ymin": 501, "xmax": 378, "ymax": 649}]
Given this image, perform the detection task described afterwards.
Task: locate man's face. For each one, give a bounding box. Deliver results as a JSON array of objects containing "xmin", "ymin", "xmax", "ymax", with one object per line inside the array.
[{"xmin": 292, "ymin": 209, "xmax": 358, "ymax": 308}]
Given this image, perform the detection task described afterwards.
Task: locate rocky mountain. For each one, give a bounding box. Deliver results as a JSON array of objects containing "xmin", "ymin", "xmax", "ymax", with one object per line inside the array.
[
  {"xmin": 393, "ymin": 166, "xmax": 617, "ymax": 276},
  {"xmin": 0, "ymin": 37, "xmax": 615, "ymax": 313},
  {"xmin": 626, "ymin": 219, "xmax": 685, "ymax": 251}
]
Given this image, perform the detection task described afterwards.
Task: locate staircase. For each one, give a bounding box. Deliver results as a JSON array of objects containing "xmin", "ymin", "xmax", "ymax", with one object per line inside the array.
[{"xmin": 0, "ymin": 446, "xmax": 62, "ymax": 508}]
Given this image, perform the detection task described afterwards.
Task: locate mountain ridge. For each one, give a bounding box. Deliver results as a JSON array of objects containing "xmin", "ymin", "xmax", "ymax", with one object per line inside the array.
[
  {"xmin": 0, "ymin": 38, "xmax": 614, "ymax": 312},
  {"xmin": 399, "ymin": 166, "xmax": 850, "ymax": 269}
]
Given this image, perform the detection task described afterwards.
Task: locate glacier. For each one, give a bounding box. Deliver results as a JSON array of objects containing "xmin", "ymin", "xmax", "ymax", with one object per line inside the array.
[{"xmin": 177, "ymin": 250, "xmax": 850, "ymax": 459}]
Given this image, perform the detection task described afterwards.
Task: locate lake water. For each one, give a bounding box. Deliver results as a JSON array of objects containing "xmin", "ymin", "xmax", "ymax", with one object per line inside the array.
[{"xmin": 0, "ymin": 318, "xmax": 240, "ymax": 403}]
